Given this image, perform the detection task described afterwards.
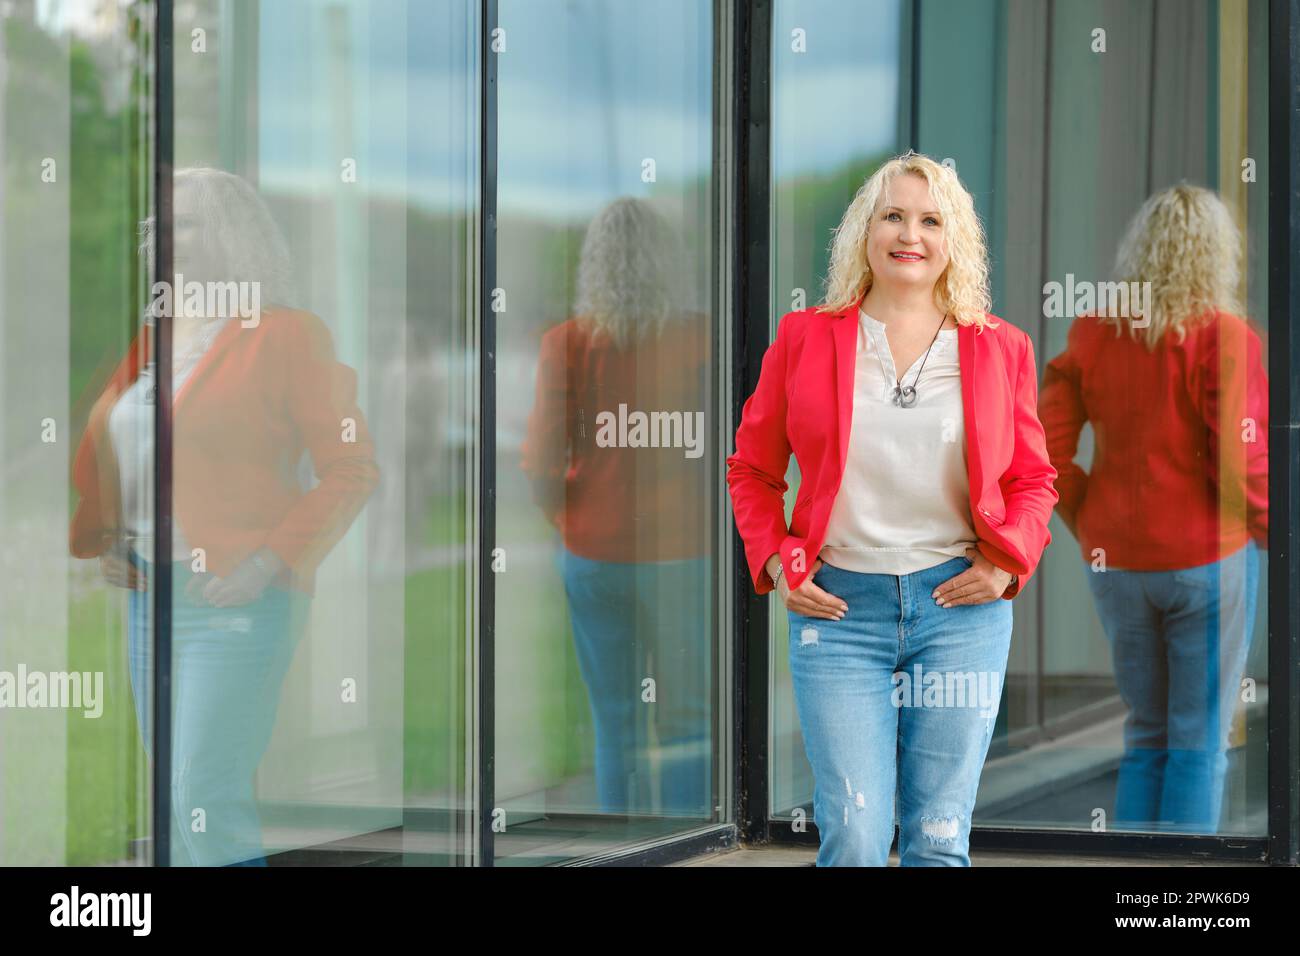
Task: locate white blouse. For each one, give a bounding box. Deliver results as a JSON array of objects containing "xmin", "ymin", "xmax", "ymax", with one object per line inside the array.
[{"xmin": 818, "ymin": 308, "xmax": 978, "ymax": 575}]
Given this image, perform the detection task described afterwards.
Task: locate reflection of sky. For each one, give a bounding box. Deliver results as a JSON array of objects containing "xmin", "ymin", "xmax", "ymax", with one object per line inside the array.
[
  {"xmin": 496, "ymin": 0, "xmax": 713, "ymax": 220},
  {"xmin": 250, "ymin": 0, "xmax": 901, "ymax": 216},
  {"xmin": 773, "ymin": 0, "xmax": 903, "ymax": 176},
  {"xmin": 259, "ymin": 0, "xmax": 463, "ymax": 205}
]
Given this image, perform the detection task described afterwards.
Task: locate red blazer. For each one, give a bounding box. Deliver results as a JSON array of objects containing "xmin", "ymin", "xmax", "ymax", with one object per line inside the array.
[
  {"xmin": 727, "ymin": 294, "xmax": 1058, "ymax": 600},
  {"xmin": 1038, "ymin": 309, "xmax": 1267, "ymax": 570},
  {"xmin": 69, "ymin": 308, "xmax": 380, "ymax": 596},
  {"xmin": 519, "ymin": 314, "xmax": 710, "ymax": 562}
]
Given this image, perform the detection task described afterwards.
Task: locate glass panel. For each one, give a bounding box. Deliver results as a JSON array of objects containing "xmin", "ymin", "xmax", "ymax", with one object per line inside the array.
[
  {"xmin": 82, "ymin": 0, "xmax": 478, "ymax": 866},
  {"xmin": 768, "ymin": 0, "xmax": 908, "ymax": 823},
  {"xmin": 496, "ymin": 0, "xmax": 723, "ymax": 863},
  {"xmin": 769, "ymin": 0, "xmax": 1270, "ymax": 841},
  {"xmin": 1006, "ymin": 0, "xmax": 1270, "ymax": 837},
  {"xmin": 1, "ymin": 1, "xmax": 153, "ymax": 863}
]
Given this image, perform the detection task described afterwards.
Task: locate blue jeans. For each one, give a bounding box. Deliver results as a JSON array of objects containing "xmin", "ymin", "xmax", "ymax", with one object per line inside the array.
[
  {"xmin": 787, "ymin": 555, "xmax": 1012, "ymax": 866},
  {"xmin": 1085, "ymin": 541, "xmax": 1260, "ymax": 834},
  {"xmin": 126, "ymin": 549, "xmax": 307, "ymax": 866},
  {"xmin": 554, "ymin": 546, "xmax": 713, "ymax": 817}
]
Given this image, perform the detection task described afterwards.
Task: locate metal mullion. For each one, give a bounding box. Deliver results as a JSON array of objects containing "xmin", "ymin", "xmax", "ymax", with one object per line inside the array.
[
  {"xmin": 735, "ymin": 0, "xmax": 773, "ymax": 844},
  {"xmin": 1266, "ymin": 0, "xmax": 1298, "ymax": 868},
  {"xmin": 477, "ymin": 0, "xmax": 499, "ymax": 869},
  {"xmin": 151, "ymin": 0, "xmax": 175, "ymax": 869}
]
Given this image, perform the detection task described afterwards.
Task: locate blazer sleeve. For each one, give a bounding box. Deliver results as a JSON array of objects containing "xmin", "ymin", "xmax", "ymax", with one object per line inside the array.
[
  {"xmin": 996, "ymin": 332, "xmax": 1059, "ymax": 599},
  {"xmin": 726, "ymin": 313, "xmax": 794, "ymax": 595},
  {"xmin": 69, "ymin": 427, "xmax": 107, "ymax": 558},
  {"xmin": 263, "ymin": 312, "xmax": 381, "ymax": 577},
  {"xmin": 1186, "ymin": 316, "xmax": 1269, "ymax": 548},
  {"xmin": 69, "ymin": 337, "xmax": 143, "ymax": 559},
  {"xmin": 1038, "ymin": 318, "xmax": 1091, "ymax": 527}
]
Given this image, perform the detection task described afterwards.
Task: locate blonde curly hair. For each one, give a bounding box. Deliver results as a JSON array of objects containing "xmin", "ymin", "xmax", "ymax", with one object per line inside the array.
[
  {"xmin": 138, "ymin": 167, "xmax": 298, "ymax": 319},
  {"xmin": 1107, "ymin": 183, "xmax": 1244, "ymax": 350},
  {"xmin": 574, "ymin": 196, "xmax": 686, "ymax": 350},
  {"xmin": 818, "ymin": 151, "xmax": 994, "ymax": 331}
]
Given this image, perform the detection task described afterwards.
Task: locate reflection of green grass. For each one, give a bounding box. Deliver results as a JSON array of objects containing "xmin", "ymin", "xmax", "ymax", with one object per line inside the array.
[
  {"xmin": 402, "ymin": 563, "xmax": 467, "ymax": 796},
  {"xmin": 65, "ymin": 587, "xmax": 144, "ymax": 865},
  {"xmin": 403, "ymin": 489, "xmax": 595, "ymax": 800},
  {"xmin": 2, "ymin": 583, "xmax": 146, "ymax": 865},
  {"xmin": 420, "ymin": 489, "xmax": 469, "ymax": 550}
]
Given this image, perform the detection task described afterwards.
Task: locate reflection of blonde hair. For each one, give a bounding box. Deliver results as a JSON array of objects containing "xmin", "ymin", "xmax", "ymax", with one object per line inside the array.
[
  {"xmin": 820, "ymin": 151, "xmax": 993, "ymax": 331},
  {"xmin": 139, "ymin": 167, "xmax": 297, "ymax": 312},
  {"xmin": 574, "ymin": 197, "xmax": 684, "ymax": 349},
  {"xmin": 1108, "ymin": 184, "xmax": 1244, "ymax": 350}
]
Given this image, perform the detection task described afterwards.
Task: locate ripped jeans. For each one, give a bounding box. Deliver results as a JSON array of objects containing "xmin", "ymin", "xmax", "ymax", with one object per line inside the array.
[{"xmin": 787, "ymin": 555, "xmax": 1013, "ymax": 866}]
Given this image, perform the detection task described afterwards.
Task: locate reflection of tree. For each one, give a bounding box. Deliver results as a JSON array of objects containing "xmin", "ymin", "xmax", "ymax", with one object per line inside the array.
[
  {"xmin": 771, "ymin": 149, "xmax": 896, "ymax": 301},
  {"xmin": 0, "ymin": 8, "xmax": 152, "ymax": 424},
  {"xmin": 2, "ymin": 7, "xmax": 152, "ymax": 865}
]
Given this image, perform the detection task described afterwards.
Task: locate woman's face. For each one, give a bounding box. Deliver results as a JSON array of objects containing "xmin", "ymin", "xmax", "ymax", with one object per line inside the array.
[
  {"xmin": 172, "ymin": 179, "xmax": 214, "ymax": 280},
  {"xmin": 865, "ymin": 173, "xmax": 950, "ymax": 293}
]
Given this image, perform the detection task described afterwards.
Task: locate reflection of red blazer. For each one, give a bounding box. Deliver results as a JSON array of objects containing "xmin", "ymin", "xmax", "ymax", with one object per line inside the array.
[
  {"xmin": 520, "ymin": 314, "xmax": 709, "ymax": 562},
  {"xmin": 727, "ymin": 293, "xmax": 1058, "ymax": 601},
  {"xmin": 69, "ymin": 308, "xmax": 380, "ymax": 595},
  {"xmin": 1039, "ymin": 309, "xmax": 1268, "ymax": 571}
]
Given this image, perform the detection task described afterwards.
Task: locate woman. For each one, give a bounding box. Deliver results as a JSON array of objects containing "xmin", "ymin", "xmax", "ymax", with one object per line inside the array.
[
  {"xmin": 727, "ymin": 151, "xmax": 1058, "ymax": 866},
  {"xmin": 69, "ymin": 167, "xmax": 380, "ymax": 865},
  {"xmin": 520, "ymin": 197, "xmax": 712, "ymax": 817},
  {"xmin": 1038, "ymin": 184, "xmax": 1267, "ymax": 835}
]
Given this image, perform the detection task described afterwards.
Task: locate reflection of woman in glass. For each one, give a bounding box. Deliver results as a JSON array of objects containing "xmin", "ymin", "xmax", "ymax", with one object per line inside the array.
[
  {"xmin": 1039, "ymin": 185, "xmax": 1267, "ymax": 835},
  {"xmin": 69, "ymin": 168, "xmax": 380, "ymax": 865},
  {"xmin": 520, "ymin": 197, "xmax": 712, "ymax": 817},
  {"xmin": 728, "ymin": 152, "xmax": 1059, "ymax": 866}
]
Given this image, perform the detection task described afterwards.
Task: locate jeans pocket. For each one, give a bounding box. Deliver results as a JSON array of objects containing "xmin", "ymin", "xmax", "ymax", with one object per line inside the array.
[
  {"xmin": 1086, "ymin": 567, "xmax": 1119, "ymax": 598},
  {"xmin": 1172, "ymin": 564, "xmax": 1215, "ymax": 591}
]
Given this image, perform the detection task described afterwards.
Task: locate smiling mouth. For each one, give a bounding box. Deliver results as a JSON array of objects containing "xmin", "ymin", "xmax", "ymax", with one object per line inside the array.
[{"xmin": 890, "ymin": 252, "xmax": 925, "ymax": 261}]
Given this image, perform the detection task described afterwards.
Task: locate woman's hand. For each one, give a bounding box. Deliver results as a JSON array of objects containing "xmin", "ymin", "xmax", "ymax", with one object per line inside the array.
[
  {"xmin": 99, "ymin": 541, "xmax": 147, "ymax": 591},
  {"xmin": 775, "ymin": 556, "xmax": 848, "ymax": 620},
  {"xmin": 932, "ymin": 546, "xmax": 1014, "ymax": 606},
  {"xmin": 188, "ymin": 549, "xmax": 286, "ymax": 607}
]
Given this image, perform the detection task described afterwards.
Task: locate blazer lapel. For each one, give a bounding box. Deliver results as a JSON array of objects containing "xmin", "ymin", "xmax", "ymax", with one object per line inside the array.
[
  {"xmin": 156, "ymin": 317, "xmax": 243, "ymax": 413},
  {"xmin": 832, "ymin": 294, "xmax": 864, "ymax": 484},
  {"xmin": 959, "ymin": 318, "xmax": 983, "ymax": 499}
]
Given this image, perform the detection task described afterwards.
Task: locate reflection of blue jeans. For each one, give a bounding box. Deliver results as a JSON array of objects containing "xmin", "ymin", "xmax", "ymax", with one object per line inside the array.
[
  {"xmin": 1085, "ymin": 541, "xmax": 1259, "ymax": 835},
  {"xmin": 787, "ymin": 556, "xmax": 1012, "ymax": 867},
  {"xmin": 126, "ymin": 549, "xmax": 307, "ymax": 866},
  {"xmin": 554, "ymin": 546, "xmax": 713, "ymax": 817}
]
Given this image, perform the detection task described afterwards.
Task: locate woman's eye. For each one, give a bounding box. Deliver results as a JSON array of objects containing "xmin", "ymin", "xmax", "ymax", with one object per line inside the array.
[{"xmin": 925, "ymin": 217, "xmax": 940, "ymax": 226}]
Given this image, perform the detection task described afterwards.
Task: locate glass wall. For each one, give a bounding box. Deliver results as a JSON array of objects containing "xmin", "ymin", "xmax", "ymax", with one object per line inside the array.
[
  {"xmin": 2, "ymin": 0, "xmax": 728, "ymax": 868},
  {"xmin": 1, "ymin": 0, "xmax": 1282, "ymax": 869},
  {"xmin": 149, "ymin": 0, "xmax": 479, "ymax": 864},
  {"xmin": 0, "ymin": 0, "xmax": 153, "ymax": 865},
  {"xmin": 495, "ymin": 0, "xmax": 724, "ymax": 863},
  {"xmin": 1, "ymin": 0, "xmax": 481, "ymax": 866},
  {"xmin": 769, "ymin": 0, "xmax": 1271, "ymax": 839}
]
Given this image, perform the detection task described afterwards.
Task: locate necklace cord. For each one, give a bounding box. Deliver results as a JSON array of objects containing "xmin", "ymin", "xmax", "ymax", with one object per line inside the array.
[{"xmin": 869, "ymin": 312, "xmax": 951, "ymax": 407}]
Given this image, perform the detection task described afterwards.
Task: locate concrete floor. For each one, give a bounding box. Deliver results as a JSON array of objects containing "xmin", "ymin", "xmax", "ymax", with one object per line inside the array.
[{"xmin": 673, "ymin": 845, "xmax": 1265, "ymax": 866}]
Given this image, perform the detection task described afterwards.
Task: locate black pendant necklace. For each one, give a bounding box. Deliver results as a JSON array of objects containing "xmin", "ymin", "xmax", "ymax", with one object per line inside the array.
[{"xmin": 873, "ymin": 313, "xmax": 950, "ymax": 408}]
